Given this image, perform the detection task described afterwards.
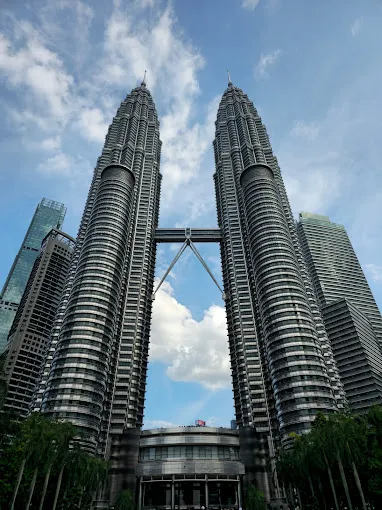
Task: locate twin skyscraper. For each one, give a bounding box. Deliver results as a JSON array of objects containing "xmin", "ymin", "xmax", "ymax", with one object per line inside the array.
[{"xmin": 2, "ymin": 78, "xmax": 382, "ymax": 507}]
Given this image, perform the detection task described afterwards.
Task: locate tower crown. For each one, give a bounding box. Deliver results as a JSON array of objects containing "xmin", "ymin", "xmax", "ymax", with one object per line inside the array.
[
  {"xmin": 141, "ymin": 69, "xmax": 147, "ymax": 87},
  {"xmin": 227, "ymin": 70, "xmax": 233, "ymax": 87}
]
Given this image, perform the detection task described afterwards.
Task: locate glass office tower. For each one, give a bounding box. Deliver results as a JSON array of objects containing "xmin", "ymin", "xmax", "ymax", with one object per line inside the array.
[
  {"xmin": 297, "ymin": 212, "xmax": 382, "ymax": 412},
  {"xmin": 0, "ymin": 198, "xmax": 66, "ymax": 353},
  {"xmin": 3, "ymin": 229, "xmax": 75, "ymax": 417},
  {"xmin": 297, "ymin": 213, "xmax": 382, "ymax": 344}
]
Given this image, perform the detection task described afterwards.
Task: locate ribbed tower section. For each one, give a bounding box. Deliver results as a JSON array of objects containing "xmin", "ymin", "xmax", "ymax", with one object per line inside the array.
[
  {"xmin": 37, "ymin": 82, "xmax": 162, "ymax": 455},
  {"xmin": 214, "ymin": 83, "xmax": 343, "ymax": 448}
]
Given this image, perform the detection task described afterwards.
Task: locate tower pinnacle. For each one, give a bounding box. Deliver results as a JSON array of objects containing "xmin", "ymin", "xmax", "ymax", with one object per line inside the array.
[
  {"xmin": 141, "ymin": 69, "xmax": 147, "ymax": 87},
  {"xmin": 227, "ymin": 70, "xmax": 232, "ymax": 86}
]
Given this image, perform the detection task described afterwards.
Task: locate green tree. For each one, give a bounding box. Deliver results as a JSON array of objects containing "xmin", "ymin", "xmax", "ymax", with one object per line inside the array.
[
  {"xmin": 311, "ymin": 415, "xmax": 340, "ymax": 510},
  {"xmin": 10, "ymin": 413, "xmax": 50, "ymax": 510},
  {"xmin": 58, "ymin": 445, "xmax": 109, "ymax": 510},
  {"xmin": 114, "ymin": 489, "xmax": 135, "ymax": 510},
  {"xmin": 367, "ymin": 406, "xmax": 382, "ymax": 507},
  {"xmin": 245, "ymin": 485, "xmax": 266, "ymax": 510},
  {"xmin": 0, "ymin": 350, "xmax": 7, "ymax": 409},
  {"xmin": 38, "ymin": 420, "xmax": 77, "ymax": 510}
]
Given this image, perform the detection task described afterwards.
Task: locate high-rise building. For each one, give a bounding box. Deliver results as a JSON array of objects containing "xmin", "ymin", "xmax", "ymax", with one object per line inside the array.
[
  {"xmin": 3, "ymin": 229, "xmax": 75, "ymax": 417},
  {"xmin": 297, "ymin": 212, "xmax": 382, "ymax": 412},
  {"xmin": 322, "ymin": 299, "xmax": 382, "ymax": 413},
  {"xmin": 213, "ymin": 82, "xmax": 343, "ymax": 495},
  {"xmin": 297, "ymin": 212, "xmax": 382, "ymax": 343},
  {"xmin": 35, "ymin": 79, "xmax": 161, "ymax": 461},
  {"xmin": 0, "ymin": 198, "xmax": 66, "ymax": 353},
  {"xmin": 34, "ymin": 80, "xmax": 343, "ymax": 507}
]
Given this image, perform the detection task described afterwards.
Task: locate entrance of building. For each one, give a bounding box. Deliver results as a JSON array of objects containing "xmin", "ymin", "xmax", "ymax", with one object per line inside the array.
[{"xmin": 141, "ymin": 478, "xmax": 239, "ymax": 509}]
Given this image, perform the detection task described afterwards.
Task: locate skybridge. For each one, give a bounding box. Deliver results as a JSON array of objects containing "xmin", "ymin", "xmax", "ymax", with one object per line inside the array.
[
  {"xmin": 153, "ymin": 227, "xmax": 225, "ymax": 300},
  {"xmin": 154, "ymin": 227, "xmax": 222, "ymax": 243}
]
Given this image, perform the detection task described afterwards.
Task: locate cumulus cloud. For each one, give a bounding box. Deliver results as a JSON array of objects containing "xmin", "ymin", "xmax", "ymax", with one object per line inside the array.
[
  {"xmin": 283, "ymin": 153, "xmax": 342, "ymax": 214},
  {"xmin": 0, "ymin": 25, "xmax": 74, "ymax": 125},
  {"xmin": 98, "ymin": 3, "xmax": 216, "ymax": 221},
  {"xmin": 150, "ymin": 281, "xmax": 230, "ymax": 390},
  {"xmin": 38, "ymin": 0, "xmax": 94, "ymax": 69},
  {"xmin": 1, "ymin": 1, "xmax": 216, "ymax": 223},
  {"xmin": 242, "ymin": 0, "xmax": 260, "ymax": 10},
  {"xmin": 75, "ymin": 108, "xmax": 108, "ymax": 144},
  {"xmin": 255, "ymin": 49, "xmax": 282, "ymax": 79},
  {"xmin": 40, "ymin": 136, "xmax": 62, "ymax": 152},
  {"xmin": 38, "ymin": 151, "xmax": 92, "ymax": 179}
]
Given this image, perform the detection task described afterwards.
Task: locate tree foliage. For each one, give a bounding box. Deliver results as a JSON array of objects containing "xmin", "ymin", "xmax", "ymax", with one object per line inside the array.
[
  {"xmin": 114, "ymin": 489, "xmax": 135, "ymax": 510},
  {"xmin": 276, "ymin": 408, "xmax": 382, "ymax": 510},
  {"xmin": 245, "ymin": 485, "xmax": 266, "ymax": 510},
  {"xmin": 0, "ymin": 412, "xmax": 109, "ymax": 510}
]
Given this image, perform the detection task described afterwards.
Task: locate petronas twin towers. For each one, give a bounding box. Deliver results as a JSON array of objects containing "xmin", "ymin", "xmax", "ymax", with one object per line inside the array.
[{"xmin": 34, "ymin": 77, "xmax": 344, "ymax": 502}]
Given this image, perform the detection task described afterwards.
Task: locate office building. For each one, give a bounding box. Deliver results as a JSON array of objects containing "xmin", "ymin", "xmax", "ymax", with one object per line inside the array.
[
  {"xmin": 3, "ymin": 229, "xmax": 74, "ymax": 417},
  {"xmin": 297, "ymin": 212, "xmax": 382, "ymax": 411},
  {"xmin": 322, "ymin": 299, "xmax": 382, "ymax": 413},
  {"xmin": 36, "ymin": 79, "xmax": 162, "ymax": 461},
  {"xmin": 0, "ymin": 199, "xmax": 66, "ymax": 353},
  {"xmin": 34, "ymin": 79, "xmax": 343, "ymax": 506}
]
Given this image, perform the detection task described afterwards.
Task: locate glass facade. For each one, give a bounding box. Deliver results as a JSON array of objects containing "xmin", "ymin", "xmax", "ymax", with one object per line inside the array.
[
  {"xmin": 140, "ymin": 445, "xmax": 240, "ymax": 461},
  {"xmin": 142, "ymin": 481, "xmax": 237, "ymax": 508},
  {"xmin": 0, "ymin": 198, "xmax": 66, "ymax": 352},
  {"xmin": 297, "ymin": 213, "xmax": 382, "ymax": 412},
  {"xmin": 3, "ymin": 230, "xmax": 75, "ymax": 418}
]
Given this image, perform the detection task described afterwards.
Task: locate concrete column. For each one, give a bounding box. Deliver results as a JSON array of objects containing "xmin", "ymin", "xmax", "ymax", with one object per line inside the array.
[
  {"xmin": 205, "ymin": 475, "xmax": 209, "ymax": 508},
  {"xmin": 142, "ymin": 484, "xmax": 146, "ymax": 510},
  {"xmin": 171, "ymin": 475, "xmax": 175, "ymax": 510},
  {"xmin": 137, "ymin": 477, "xmax": 142, "ymax": 510},
  {"xmin": 238, "ymin": 477, "xmax": 242, "ymax": 508}
]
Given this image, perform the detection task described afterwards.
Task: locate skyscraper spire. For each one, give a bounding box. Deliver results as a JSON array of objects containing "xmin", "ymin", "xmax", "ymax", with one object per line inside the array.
[
  {"xmin": 141, "ymin": 69, "xmax": 147, "ymax": 86},
  {"xmin": 227, "ymin": 69, "xmax": 232, "ymax": 86}
]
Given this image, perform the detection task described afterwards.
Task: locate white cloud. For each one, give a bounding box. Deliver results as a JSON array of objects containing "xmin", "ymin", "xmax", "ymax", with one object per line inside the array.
[
  {"xmin": 242, "ymin": 0, "xmax": 260, "ymax": 10},
  {"xmin": 135, "ymin": 0, "xmax": 156, "ymax": 8},
  {"xmin": 364, "ymin": 264, "xmax": 382, "ymax": 283},
  {"xmin": 150, "ymin": 281, "xmax": 230, "ymax": 390},
  {"xmin": 38, "ymin": 152, "xmax": 72, "ymax": 176},
  {"xmin": 291, "ymin": 121, "xmax": 320, "ymax": 141},
  {"xmin": 255, "ymin": 49, "xmax": 282, "ymax": 79},
  {"xmin": 0, "ymin": 1, "xmax": 218, "ymax": 223},
  {"xmin": 143, "ymin": 419, "xmax": 177, "ymax": 429},
  {"xmin": 283, "ymin": 154, "xmax": 342, "ymax": 214},
  {"xmin": 160, "ymin": 95, "xmax": 221, "ymax": 222},
  {"xmin": 40, "ymin": 136, "xmax": 62, "ymax": 152},
  {"xmin": 75, "ymin": 108, "xmax": 108, "ymax": 144},
  {"xmin": 38, "ymin": 0, "xmax": 94, "ymax": 69},
  {"xmin": 38, "ymin": 151, "xmax": 92, "ymax": 180},
  {"xmin": 276, "ymin": 69, "xmax": 382, "ymax": 260},
  {"xmin": 279, "ymin": 116, "xmax": 344, "ymax": 215},
  {"xmin": 0, "ymin": 25, "xmax": 74, "ymax": 124},
  {"xmin": 351, "ymin": 18, "xmax": 362, "ymax": 37},
  {"xmin": 98, "ymin": 4, "xmax": 214, "ymax": 221}
]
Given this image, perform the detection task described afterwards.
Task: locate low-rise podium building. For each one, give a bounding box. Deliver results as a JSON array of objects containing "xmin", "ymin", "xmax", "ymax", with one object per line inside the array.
[{"xmin": 136, "ymin": 426, "xmax": 244, "ymax": 510}]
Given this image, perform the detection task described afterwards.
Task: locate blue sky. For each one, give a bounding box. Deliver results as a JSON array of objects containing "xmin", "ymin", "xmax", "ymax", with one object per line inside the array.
[{"xmin": 1, "ymin": 0, "xmax": 382, "ymax": 429}]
